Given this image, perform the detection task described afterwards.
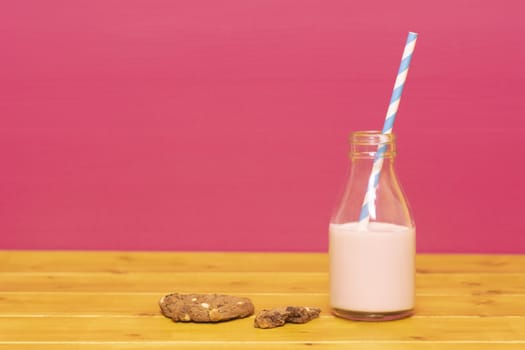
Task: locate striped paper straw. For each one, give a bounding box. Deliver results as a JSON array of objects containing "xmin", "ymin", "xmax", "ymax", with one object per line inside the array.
[{"xmin": 358, "ymin": 32, "xmax": 418, "ymax": 229}]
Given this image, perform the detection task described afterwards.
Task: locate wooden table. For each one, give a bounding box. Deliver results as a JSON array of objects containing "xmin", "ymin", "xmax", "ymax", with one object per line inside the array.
[{"xmin": 0, "ymin": 251, "xmax": 524, "ymax": 349}]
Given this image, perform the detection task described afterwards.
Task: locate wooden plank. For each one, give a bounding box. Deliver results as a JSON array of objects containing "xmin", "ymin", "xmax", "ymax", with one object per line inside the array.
[
  {"xmin": 0, "ymin": 272, "xmax": 524, "ymax": 295},
  {"xmin": 415, "ymin": 254, "xmax": 525, "ymax": 273},
  {"xmin": 0, "ymin": 317, "xmax": 524, "ymax": 342},
  {"xmin": 0, "ymin": 251, "xmax": 328, "ymax": 273},
  {"xmin": 1, "ymin": 251, "xmax": 524, "ymax": 273},
  {"xmin": 1, "ymin": 344, "xmax": 525, "ymax": 350},
  {"xmin": 1, "ymin": 293, "xmax": 524, "ymax": 317}
]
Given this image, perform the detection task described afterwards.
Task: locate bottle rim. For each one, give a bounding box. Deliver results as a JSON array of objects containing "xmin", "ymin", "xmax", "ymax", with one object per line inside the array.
[
  {"xmin": 349, "ymin": 130, "xmax": 396, "ymax": 159},
  {"xmin": 350, "ymin": 130, "xmax": 395, "ymax": 145}
]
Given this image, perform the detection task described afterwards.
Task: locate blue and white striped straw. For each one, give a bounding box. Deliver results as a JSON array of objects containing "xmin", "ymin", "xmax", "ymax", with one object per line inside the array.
[{"xmin": 358, "ymin": 32, "xmax": 418, "ymax": 229}]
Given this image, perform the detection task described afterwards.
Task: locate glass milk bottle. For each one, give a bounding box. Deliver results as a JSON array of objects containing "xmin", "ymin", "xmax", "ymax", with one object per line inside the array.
[{"xmin": 329, "ymin": 131, "xmax": 415, "ymax": 321}]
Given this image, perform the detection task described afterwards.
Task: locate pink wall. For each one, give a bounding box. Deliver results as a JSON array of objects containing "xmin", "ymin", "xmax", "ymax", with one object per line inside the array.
[{"xmin": 1, "ymin": 1, "xmax": 524, "ymax": 253}]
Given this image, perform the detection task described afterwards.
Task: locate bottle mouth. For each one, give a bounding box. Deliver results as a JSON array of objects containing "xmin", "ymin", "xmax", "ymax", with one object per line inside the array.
[{"xmin": 350, "ymin": 130, "xmax": 396, "ymax": 159}]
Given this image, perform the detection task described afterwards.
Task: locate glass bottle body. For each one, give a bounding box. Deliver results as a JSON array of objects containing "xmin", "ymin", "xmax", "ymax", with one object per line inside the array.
[{"xmin": 329, "ymin": 131, "xmax": 415, "ymax": 321}]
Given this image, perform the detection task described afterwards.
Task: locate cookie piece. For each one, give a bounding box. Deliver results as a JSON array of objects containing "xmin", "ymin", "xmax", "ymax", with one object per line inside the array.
[
  {"xmin": 159, "ymin": 293, "xmax": 254, "ymax": 323},
  {"xmin": 254, "ymin": 306, "xmax": 321, "ymax": 329},
  {"xmin": 285, "ymin": 306, "xmax": 322, "ymax": 324},
  {"xmin": 253, "ymin": 308, "xmax": 289, "ymax": 329}
]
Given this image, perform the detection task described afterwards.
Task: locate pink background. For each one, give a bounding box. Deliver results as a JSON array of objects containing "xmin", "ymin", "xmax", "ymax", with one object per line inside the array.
[{"xmin": 1, "ymin": 1, "xmax": 524, "ymax": 253}]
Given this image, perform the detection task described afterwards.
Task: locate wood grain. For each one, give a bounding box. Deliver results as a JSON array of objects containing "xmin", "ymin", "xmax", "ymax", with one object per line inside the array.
[
  {"xmin": 0, "ymin": 251, "xmax": 524, "ymax": 349},
  {"xmin": 1, "ymin": 317, "xmax": 524, "ymax": 341},
  {"xmin": 1, "ymin": 345, "xmax": 525, "ymax": 350}
]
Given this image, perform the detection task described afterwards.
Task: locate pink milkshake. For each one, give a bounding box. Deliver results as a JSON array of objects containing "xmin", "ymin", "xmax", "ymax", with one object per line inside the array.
[{"xmin": 329, "ymin": 222, "xmax": 415, "ymax": 320}]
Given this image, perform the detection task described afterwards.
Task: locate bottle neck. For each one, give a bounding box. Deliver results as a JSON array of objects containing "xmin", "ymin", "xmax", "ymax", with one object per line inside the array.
[{"xmin": 330, "ymin": 130, "xmax": 411, "ymax": 226}]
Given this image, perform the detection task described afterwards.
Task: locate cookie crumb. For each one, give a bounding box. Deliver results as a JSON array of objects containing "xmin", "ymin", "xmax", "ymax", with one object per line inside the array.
[{"xmin": 254, "ymin": 306, "xmax": 321, "ymax": 329}]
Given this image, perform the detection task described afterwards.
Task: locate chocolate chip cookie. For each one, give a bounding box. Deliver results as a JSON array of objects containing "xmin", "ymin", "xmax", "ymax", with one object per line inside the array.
[{"xmin": 159, "ymin": 293, "xmax": 255, "ymax": 323}]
